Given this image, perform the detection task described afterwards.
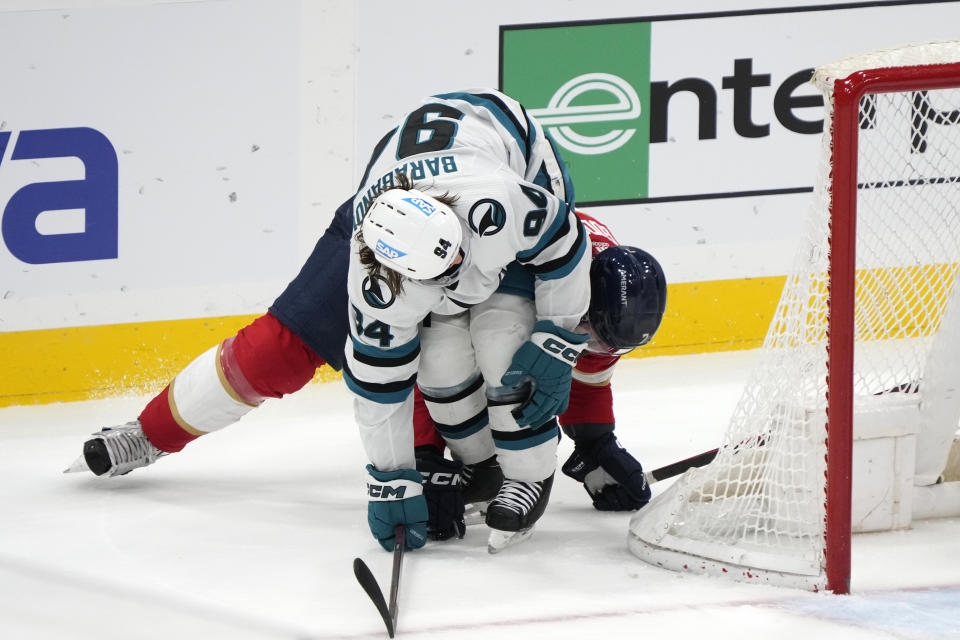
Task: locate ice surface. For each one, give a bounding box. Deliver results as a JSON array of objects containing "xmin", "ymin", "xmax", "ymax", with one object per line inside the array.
[{"xmin": 1, "ymin": 351, "xmax": 957, "ymax": 639}]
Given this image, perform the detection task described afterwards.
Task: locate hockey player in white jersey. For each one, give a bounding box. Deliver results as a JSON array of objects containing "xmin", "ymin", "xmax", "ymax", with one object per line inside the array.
[
  {"xmin": 65, "ymin": 88, "xmax": 589, "ymax": 554},
  {"xmin": 347, "ymin": 90, "xmax": 590, "ymax": 553}
]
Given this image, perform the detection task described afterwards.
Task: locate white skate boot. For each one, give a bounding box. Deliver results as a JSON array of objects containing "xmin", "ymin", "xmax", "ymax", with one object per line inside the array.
[{"xmin": 64, "ymin": 421, "xmax": 167, "ymax": 477}]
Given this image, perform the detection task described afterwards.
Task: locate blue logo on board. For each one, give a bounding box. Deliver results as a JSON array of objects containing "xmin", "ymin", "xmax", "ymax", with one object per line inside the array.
[{"xmin": 0, "ymin": 127, "xmax": 118, "ymax": 264}]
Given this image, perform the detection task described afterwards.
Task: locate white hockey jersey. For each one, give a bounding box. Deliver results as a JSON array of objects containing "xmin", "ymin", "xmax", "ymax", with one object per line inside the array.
[{"xmin": 344, "ymin": 89, "xmax": 591, "ymax": 472}]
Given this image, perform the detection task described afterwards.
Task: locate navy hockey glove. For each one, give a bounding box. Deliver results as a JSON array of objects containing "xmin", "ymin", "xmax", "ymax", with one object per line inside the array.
[
  {"xmin": 365, "ymin": 465, "xmax": 429, "ymax": 551},
  {"xmin": 501, "ymin": 320, "xmax": 588, "ymax": 427},
  {"xmin": 414, "ymin": 446, "xmax": 466, "ymax": 541},
  {"xmin": 561, "ymin": 432, "xmax": 651, "ymax": 511}
]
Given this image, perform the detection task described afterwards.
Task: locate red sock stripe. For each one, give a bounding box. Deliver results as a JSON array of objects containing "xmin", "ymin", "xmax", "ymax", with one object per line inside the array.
[
  {"xmin": 140, "ymin": 384, "xmax": 199, "ymax": 453},
  {"xmin": 219, "ymin": 336, "xmax": 266, "ymax": 406},
  {"xmin": 139, "ymin": 313, "xmax": 325, "ymax": 454}
]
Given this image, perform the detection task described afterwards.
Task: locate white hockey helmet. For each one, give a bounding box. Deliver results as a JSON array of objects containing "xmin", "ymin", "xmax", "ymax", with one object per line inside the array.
[{"xmin": 361, "ymin": 188, "xmax": 463, "ymax": 280}]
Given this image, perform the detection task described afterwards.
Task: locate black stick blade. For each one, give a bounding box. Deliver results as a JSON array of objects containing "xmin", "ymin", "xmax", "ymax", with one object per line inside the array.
[
  {"xmin": 353, "ymin": 557, "xmax": 395, "ymax": 638},
  {"xmin": 647, "ymin": 448, "xmax": 719, "ymax": 483}
]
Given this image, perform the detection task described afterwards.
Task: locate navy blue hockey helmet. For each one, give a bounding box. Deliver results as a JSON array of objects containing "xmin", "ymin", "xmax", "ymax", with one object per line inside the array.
[{"xmin": 587, "ymin": 246, "xmax": 667, "ymax": 353}]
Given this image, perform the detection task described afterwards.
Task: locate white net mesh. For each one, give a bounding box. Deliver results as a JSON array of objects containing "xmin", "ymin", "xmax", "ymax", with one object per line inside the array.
[{"xmin": 629, "ymin": 41, "xmax": 960, "ymax": 591}]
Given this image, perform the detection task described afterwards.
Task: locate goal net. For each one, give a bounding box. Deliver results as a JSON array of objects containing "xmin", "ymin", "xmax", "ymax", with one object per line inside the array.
[{"xmin": 628, "ymin": 41, "xmax": 960, "ymax": 594}]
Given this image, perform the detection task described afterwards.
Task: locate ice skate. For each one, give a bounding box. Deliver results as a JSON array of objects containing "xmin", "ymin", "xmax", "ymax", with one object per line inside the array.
[
  {"xmin": 64, "ymin": 421, "xmax": 167, "ymax": 477},
  {"xmin": 485, "ymin": 473, "xmax": 554, "ymax": 553},
  {"xmin": 462, "ymin": 454, "xmax": 503, "ymax": 525}
]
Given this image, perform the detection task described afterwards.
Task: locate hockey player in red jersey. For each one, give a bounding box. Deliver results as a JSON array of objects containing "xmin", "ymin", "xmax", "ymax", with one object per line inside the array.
[
  {"xmin": 559, "ymin": 212, "xmax": 667, "ymax": 511},
  {"xmin": 66, "ymin": 196, "xmax": 355, "ymax": 477},
  {"xmin": 412, "ymin": 210, "xmax": 667, "ymax": 541},
  {"xmin": 68, "ymin": 204, "xmax": 664, "ymax": 540}
]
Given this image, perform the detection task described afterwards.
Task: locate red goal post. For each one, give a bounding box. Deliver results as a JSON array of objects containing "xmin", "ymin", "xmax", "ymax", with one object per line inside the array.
[
  {"xmin": 824, "ymin": 50, "xmax": 960, "ymax": 595},
  {"xmin": 628, "ymin": 41, "xmax": 960, "ymax": 595}
]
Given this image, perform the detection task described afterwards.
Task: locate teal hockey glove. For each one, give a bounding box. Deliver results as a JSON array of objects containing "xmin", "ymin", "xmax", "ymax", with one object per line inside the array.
[
  {"xmin": 365, "ymin": 465, "xmax": 429, "ymax": 551},
  {"xmin": 500, "ymin": 320, "xmax": 588, "ymax": 427}
]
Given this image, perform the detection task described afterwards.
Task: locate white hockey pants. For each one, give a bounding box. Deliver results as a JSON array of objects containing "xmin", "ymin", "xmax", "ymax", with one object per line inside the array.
[{"xmin": 418, "ymin": 293, "xmax": 557, "ymax": 482}]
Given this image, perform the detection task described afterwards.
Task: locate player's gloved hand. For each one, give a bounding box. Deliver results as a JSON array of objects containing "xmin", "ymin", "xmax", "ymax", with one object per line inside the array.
[
  {"xmin": 501, "ymin": 320, "xmax": 588, "ymax": 427},
  {"xmin": 561, "ymin": 432, "xmax": 651, "ymax": 511},
  {"xmin": 365, "ymin": 464, "xmax": 429, "ymax": 551},
  {"xmin": 414, "ymin": 446, "xmax": 466, "ymax": 541}
]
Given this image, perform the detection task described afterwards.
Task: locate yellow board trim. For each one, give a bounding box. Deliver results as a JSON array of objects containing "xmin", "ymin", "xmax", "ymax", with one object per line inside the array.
[
  {"xmin": 635, "ymin": 276, "xmax": 785, "ymax": 358},
  {"xmin": 0, "ymin": 276, "xmax": 786, "ymax": 408}
]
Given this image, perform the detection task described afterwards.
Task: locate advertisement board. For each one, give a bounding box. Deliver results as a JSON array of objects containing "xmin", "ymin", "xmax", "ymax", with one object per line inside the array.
[
  {"xmin": 0, "ymin": 1, "xmax": 299, "ymax": 332},
  {"xmin": 356, "ymin": 0, "xmax": 960, "ymax": 282},
  {"xmin": 5, "ymin": 0, "xmax": 960, "ymax": 405}
]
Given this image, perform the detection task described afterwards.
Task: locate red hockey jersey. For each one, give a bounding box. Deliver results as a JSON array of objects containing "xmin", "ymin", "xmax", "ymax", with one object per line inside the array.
[{"xmin": 559, "ymin": 211, "xmax": 624, "ymax": 427}]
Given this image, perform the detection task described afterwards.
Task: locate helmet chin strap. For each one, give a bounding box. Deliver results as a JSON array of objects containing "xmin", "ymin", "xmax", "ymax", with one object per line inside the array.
[
  {"xmin": 436, "ymin": 248, "xmax": 465, "ymax": 278},
  {"xmin": 424, "ymin": 245, "xmax": 470, "ymax": 287}
]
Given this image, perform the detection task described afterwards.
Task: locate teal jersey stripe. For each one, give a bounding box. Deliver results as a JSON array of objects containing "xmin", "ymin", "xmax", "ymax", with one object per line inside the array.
[
  {"xmin": 544, "ymin": 129, "xmax": 576, "ymax": 210},
  {"xmin": 493, "ymin": 424, "xmax": 559, "ymax": 451},
  {"xmin": 342, "ymin": 361, "xmax": 416, "ymax": 404},
  {"xmin": 496, "ymin": 262, "xmax": 535, "ymax": 299},
  {"xmin": 343, "ymin": 369, "xmax": 414, "ymax": 404},
  {"xmin": 516, "ymin": 200, "xmax": 571, "ymax": 261},
  {"xmin": 523, "ymin": 109, "xmax": 538, "ymax": 149},
  {"xmin": 435, "ymin": 411, "xmax": 490, "ymax": 440},
  {"xmin": 536, "ymin": 229, "xmax": 588, "ymax": 281},
  {"xmin": 350, "ymin": 334, "xmax": 420, "ymax": 361}
]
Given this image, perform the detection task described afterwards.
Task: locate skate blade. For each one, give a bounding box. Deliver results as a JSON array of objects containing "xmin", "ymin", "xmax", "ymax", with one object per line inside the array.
[
  {"xmin": 487, "ymin": 526, "xmax": 535, "ymax": 554},
  {"xmin": 63, "ymin": 454, "xmax": 90, "ymax": 474},
  {"xmin": 464, "ymin": 501, "xmax": 490, "ymax": 526}
]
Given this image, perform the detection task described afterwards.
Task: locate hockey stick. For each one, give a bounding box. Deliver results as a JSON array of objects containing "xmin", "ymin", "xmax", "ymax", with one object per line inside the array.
[
  {"xmin": 491, "ymin": 380, "xmax": 731, "ymax": 486},
  {"xmin": 493, "ymin": 382, "xmax": 758, "ymax": 487},
  {"xmin": 643, "ymin": 435, "xmax": 768, "ymax": 485},
  {"xmin": 487, "ymin": 381, "xmax": 533, "ymax": 420},
  {"xmin": 644, "ymin": 447, "xmax": 719, "ymax": 485},
  {"xmin": 353, "ymin": 524, "xmax": 405, "ymax": 638},
  {"xmin": 352, "ymin": 558, "xmax": 391, "ymax": 636},
  {"xmin": 387, "ymin": 524, "xmax": 405, "ymax": 631}
]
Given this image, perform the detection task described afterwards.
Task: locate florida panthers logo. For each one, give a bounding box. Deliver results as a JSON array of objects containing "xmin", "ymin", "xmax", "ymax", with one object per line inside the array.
[
  {"xmin": 362, "ymin": 275, "xmax": 395, "ymax": 309},
  {"xmin": 468, "ymin": 199, "xmax": 506, "ymax": 237}
]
